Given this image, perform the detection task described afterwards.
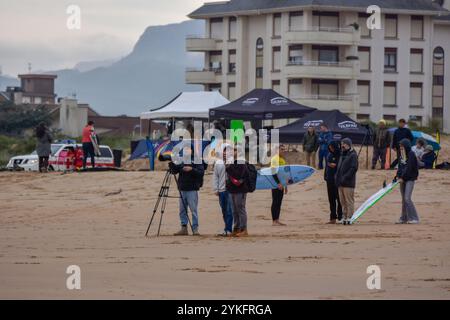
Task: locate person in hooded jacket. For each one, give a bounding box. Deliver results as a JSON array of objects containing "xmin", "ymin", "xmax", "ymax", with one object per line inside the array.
[
  {"xmin": 395, "ymin": 139, "xmax": 420, "ymax": 224},
  {"xmin": 324, "ymin": 140, "xmax": 343, "ymax": 224},
  {"xmin": 335, "ymin": 138, "xmax": 359, "ymax": 225}
]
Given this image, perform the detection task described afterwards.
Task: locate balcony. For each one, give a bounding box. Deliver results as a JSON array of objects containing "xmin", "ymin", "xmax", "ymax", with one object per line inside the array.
[
  {"xmin": 186, "ymin": 68, "xmax": 222, "ymax": 85},
  {"xmin": 285, "ymin": 27, "xmax": 360, "ymax": 46},
  {"xmin": 285, "ymin": 60, "xmax": 359, "ymax": 80},
  {"xmin": 293, "ymin": 94, "xmax": 359, "ymax": 114},
  {"xmin": 186, "ymin": 35, "xmax": 222, "ymax": 52}
]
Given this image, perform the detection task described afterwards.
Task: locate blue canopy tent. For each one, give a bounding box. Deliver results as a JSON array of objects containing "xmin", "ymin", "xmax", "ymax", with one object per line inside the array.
[{"xmin": 388, "ymin": 128, "xmax": 441, "ymax": 151}]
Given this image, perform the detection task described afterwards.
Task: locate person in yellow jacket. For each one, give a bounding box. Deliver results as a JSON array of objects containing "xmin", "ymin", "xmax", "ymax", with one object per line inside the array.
[{"xmin": 270, "ymin": 145, "xmax": 288, "ymax": 226}]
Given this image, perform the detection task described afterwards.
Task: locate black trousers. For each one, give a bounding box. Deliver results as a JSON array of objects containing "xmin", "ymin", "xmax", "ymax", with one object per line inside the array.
[
  {"xmin": 271, "ymin": 188, "xmax": 284, "ymax": 221},
  {"xmin": 391, "ymin": 148, "xmax": 401, "ymax": 169},
  {"xmin": 82, "ymin": 142, "xmax": 96, "ymax": 169},
  {"xmin": 327, "ymin": 181, "xmax": 343, "ymax": 221},
  {"xmin": 38, "ymin": 156, "xmax": 49, "ymax": 172}
]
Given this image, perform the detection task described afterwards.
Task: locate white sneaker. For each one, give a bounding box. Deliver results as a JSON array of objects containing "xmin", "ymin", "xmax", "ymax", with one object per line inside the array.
[
  {"xmin": 407, "ymin": 220, "xmax": 419, "ymax": 224},
  {"xmin": 395, "ymin": 220, "xmax": 406, "ymax": 224}
]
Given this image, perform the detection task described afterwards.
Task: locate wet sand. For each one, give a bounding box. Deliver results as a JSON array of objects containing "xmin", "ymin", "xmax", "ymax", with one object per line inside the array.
[{"xmin": 1, "ymin": 166, "xmax": 449, "ymax": 299}]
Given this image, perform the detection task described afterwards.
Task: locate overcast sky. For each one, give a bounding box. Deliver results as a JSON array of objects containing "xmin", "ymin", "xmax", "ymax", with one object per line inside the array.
[{"xmin": 0, "ymin": 0, "xmax": 213, "ymax": 76}]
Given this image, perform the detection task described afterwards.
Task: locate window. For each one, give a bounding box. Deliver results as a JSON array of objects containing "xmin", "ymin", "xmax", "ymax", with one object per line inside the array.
[
  {"xmin": 209, "ymin": 51, "xmax": 222, "ymax": 73},
  {"xmin": 272, "ymin": 80, "xmax": 281, "ymax": 93},
  {"xmin": 432, "ymin": 47, "xmax": 445, "ymax": 125},
  {"xmin": 410, "ymin": 49, "xmax": 423, "ymax": 73},
  {"xmin": 358, "ymin": 80, "xmax": 371, "ymax": 105},
  {"xmin": 288, "ymin": 79, "xmax": 303, "ymax": 99},
  {"xmin": 228, "ymin": 50, "xmax": 236, "ymax": 73},
  {"xmin": 272, "ymin": 47, "xmax": 281, "ymax": 71},
  {"xmin": 358, "ymin": 13, "xmax": 371, "ymax": 37},
  {"xmin": 255, "ymin": 38, "xmax": 264, "ymax": 89},
  {"xmin": 358, "ymin": 47, "xmax": 371, "ymax": 71},
  {"xmin": 228, "ymin": 83, "xmax": 236, "ymax": 100},
  {"xmin": 385, "ymin": 14, "xmax": 398, "ymax": 38},
  {"xmin": 312, "ymin": 45, "xmax": 338, "ymax": 63},
  {"xmin": 357, "ymin": 114, "xmax": 370, "ymax": 122},
  {"xmin": 210, "ymin": 18, "xmax": 223, "ymax": 39},
  {"xmin": 34, "ymin": 97, "xmax": 42, "ymax": 104},
  {"xmin": 384, "ymin": 48, "xmax": 397, "ymax": 72},
  {"xmin": 208, "ymin": 84, "xmax": 221, "ymax": 92},
  {"xmin": 410, "ymin": 83, "xmax": 423, "ymax": 107},
  {"xmin": 312, "ymin": 79, "xmax": 339, "ymax": 97},
  {"xmin": 313, "ymin": 11, "xmax": 339, "ymax": 30},
  {"xmin": 383, "ymin": 114, "xmax": 397, "ymax": 123},
  {"xmin": 409, "ymin": 115, "xmax": 423, "ymax": 127},
  {"xmin": 229, "ymin": 17, "xmax": 237, "ymax": 40},
  {"xmin": 22, "ymin": 96, "xmax": 31, "ymax": 104},
  {"xmin": 289, "ymin": 11, "xmax": 303, "ymax": 31},
  {"xmin": 411, "ymin": 16, "xmax": 424, "ymax": 40},
  {"xmin": 273, "ymin": 13, "xmax": 282, "ymax": 37},
  {"xmin": 383, "ymin": 81, "xmax": 397, "ymax": 106},
  {"xmin": 288, "ymin": 45, "xmax": 303, "ymax": 64}
]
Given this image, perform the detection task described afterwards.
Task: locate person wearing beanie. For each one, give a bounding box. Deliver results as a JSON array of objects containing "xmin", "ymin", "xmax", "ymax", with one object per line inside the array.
[
  {"xmin": 324, "ymin": 140, "xmax": 343, "ymax": 224},
  {"xmin": 335, "ymin": 138, "xmax": 359, "ymax": 225},
  {"xmin": 372, "ymin": 119, "xmax": 391, "ymax": 170},
  {"xmin": 395, "ymin": 139, "xmax": 420, "ymax": 224}
]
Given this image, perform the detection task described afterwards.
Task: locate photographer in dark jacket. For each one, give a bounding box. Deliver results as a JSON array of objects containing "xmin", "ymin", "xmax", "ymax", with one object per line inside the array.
[
  {"xmin": 395, "ymin": 139, "xmax": 420, "ymax": 224},
  {"xmin": 226, "ymin": 148, "xmax": 250, "ymax": 237},
  {"xmin": 324, "ymin": 140, "xmax": 343, "ymax": 224},
  {"xmin": 391, "ymin": 119, "xmax": 414, "ymax": 168},
  {"xmin": 335, "ymin": 138, "xmax": 359, "ymax": 225},
  {"xmin": 170, "ymin": 148, "xmax": 205, "ymax": 236}
]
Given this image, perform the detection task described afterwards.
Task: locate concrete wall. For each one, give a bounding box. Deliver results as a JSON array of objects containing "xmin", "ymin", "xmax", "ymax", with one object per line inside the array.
[{"xmin": 59, "ymin": 98, "xmax": 88, "ymax": 137}]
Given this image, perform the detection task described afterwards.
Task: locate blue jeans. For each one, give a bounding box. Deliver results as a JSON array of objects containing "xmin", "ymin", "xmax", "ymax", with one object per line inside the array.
[
  {"xmin": 318, "ymin": 148, "xmax": 329, "ymax": 170},
  {"xmin": 218, "ymin": 191, "xmax": 233, "ymax": 233},
  {"xmin": 179, "ymin": 191, "xmax": 199, "ymax": 230}
]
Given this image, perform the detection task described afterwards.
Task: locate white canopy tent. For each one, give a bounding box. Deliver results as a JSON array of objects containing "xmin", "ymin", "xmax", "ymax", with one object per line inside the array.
[{"xmin": 140, "ymin": 91, "xmax": 229, "ymax": 120}]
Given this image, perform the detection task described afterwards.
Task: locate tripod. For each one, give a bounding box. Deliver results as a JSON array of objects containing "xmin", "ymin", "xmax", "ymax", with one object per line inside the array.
[{"xmin": 145, "ymin": 168, "xmax": 194, "ymax": 237}]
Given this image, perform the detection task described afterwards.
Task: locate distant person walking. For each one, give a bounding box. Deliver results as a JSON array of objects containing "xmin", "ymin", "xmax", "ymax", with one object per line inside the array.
[
  {"xmin": 82, "ymin": 121, "xmax": 96, "ymax": 169},
  {"xmin": 303, "ymin": 127, "xmax": 319, "ymax": 168},
  {"xmin": 213, "ymin": 144, "xmax": 233, "ymax": 237},
  {"xmin": 226, "ymin": 148, "xmax": 250, "ymax": 237},
  {"xmin": 335, "ymin": 138, "xmax": 359, "ymax": 225},
  {"xmin": 35, "ymin": 122, "xmax": 53, "ymax": 173},
  {"xmin": 391, "ymin": 119, "xmax": 414, "ymax": 169},
  {"xmin": 270, "ymin": 145, "xmax": 288, "ymax": 226},
  {"xmin": 318, "ymin": 125, "xmax": 333, "ymax": 170},
  {"xmin": 324, "ymin": 141, "xmax": 343, "ymax": 224},
  {"xmin": 395, "ymin": 139, "xmax": 420, "ymax": 224},
  {"xmin": 372, "ymin": 120, "xmax": 391, "ymax": 170}
]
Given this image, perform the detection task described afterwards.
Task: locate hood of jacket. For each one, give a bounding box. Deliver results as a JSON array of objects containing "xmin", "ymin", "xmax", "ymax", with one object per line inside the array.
[{"xmin": 400, "ymin": 139, "xmax": 412, "ymax": 154}]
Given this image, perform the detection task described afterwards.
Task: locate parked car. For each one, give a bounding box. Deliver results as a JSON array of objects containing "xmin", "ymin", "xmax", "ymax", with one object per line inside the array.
[{"xmin": 7, "ymin": 143, "xmax": 114, "ymax": 172}]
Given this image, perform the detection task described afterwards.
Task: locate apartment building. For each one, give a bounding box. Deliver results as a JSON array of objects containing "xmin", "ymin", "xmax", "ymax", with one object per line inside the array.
[{"xmin": 186, "ymin": 0, "xmax": 450, "ymax": 132}]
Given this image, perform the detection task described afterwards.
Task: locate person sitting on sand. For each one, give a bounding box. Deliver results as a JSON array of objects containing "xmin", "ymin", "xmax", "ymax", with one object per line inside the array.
[
  {"xmin": 213, "ymin": 144, "xmax": 234, "ymax": 237},
  {"xmin": 395, "ymin": 139, "xmax": 420, "ymax": 224},
  {"xmin": 171, "ymin": 147, "xmax": 205, "ymax": 236},
  {"xmin": 412, "ymin": 139, "xmax": 426, "ymax": 160},
  {"xmin": 270, "ymin": 145, "xmax": 288, "ymax": 226},
  {"xmin": 419, "ymin": 145, "xmax": 436, "ymax": 170},
  {"xmin": 335, "ymin": 138, "xmax": 359, "ymax": 225},
  {"xmin": 226, "ymin": 148, "xmax": 250, "ymax": 237},
  {"xmin": 324, "ymin": 140, "xmax": 343, "ymax": 224}
]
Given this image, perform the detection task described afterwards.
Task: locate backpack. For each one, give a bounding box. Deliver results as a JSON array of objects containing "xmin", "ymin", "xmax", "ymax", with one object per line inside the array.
[{"xmin": 246, "ymin": 163, "xmax": 258, "ymax": 193}]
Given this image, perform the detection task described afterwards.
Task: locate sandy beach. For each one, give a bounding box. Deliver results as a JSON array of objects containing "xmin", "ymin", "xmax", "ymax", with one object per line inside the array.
[{"xmin": 1, "ymin": 164, "xmax": 450, "ymax": 299}]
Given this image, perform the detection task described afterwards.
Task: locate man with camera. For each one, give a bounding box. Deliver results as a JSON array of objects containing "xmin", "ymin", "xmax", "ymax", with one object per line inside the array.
[{"xmin": 170, "ymin": 148, "xmax": 205, "ymax": 236}]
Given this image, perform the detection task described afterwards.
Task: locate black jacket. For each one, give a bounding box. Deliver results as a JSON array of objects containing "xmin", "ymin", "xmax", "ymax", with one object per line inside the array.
[
  {"xmin": 373, "ymin": 127, "xmax": 391, "ymax": 149},
  {"xmin": 392, "ymin": 127, "xmax": 414, "ymax": 150},
  {"xmin": 226, "ymin": 162, "xmax": 249, "ymax": 194},
  {"xmin": 335, "ymin": 148, "xmax": 358, "ymax": 188},
  {"xmin": 303, "ymin": 132, "xmax": 319, "ymax": 153},
  {"xmin": 397, "ymin": 139, "xmax": 419, "ymax": 182},
  {"xmin": 171, "ymin": 163, "xmax": 205, "ymax": 191},
  {"xmin": 324, "ymin": 141, "xmax": 341, "ymax": 183}
]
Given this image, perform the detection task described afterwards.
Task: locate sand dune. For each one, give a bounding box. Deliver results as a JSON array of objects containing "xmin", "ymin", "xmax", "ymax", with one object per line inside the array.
[{"xmin": 0, "ymin": 167, "xmax": 449, "ymax": 299}]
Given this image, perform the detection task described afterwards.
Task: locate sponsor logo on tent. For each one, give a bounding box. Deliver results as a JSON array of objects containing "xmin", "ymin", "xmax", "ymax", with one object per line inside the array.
[
  {"xmin": 242, "ymin": 98, "xmax": 259, "ymax": 106},
  {"xmin": 338, "ymin": 121, "xmax": 358, "ymax": 130},
  {"xmin": 304, "ymin": 120, "xmax": 323, "ymax": 128},
  {"xmin": 265, "ymin": 113, "xmax": 274, "ymax": 119},
  {"xmin": 270, "ymin": 97, "xmax": 288, "ymax": 105},
  {"xmin": 210, "ymin": 110, "xmax": 216, "ymax": 116}
]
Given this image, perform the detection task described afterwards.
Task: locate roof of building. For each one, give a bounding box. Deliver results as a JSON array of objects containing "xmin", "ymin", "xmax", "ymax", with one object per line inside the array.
[
  {"xmin": 18, "ymin": 74, "xmax": 57, "ymax": 80},
  {"xmin": 189, "ymin": 0, "xmax": 448, "ymax": 18}
]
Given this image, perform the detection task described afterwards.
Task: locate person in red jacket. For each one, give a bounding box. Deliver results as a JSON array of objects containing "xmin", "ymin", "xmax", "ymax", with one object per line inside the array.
[{"xmin": 82, "ymin": 121, "xmax": 96, "ymax": 169}]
